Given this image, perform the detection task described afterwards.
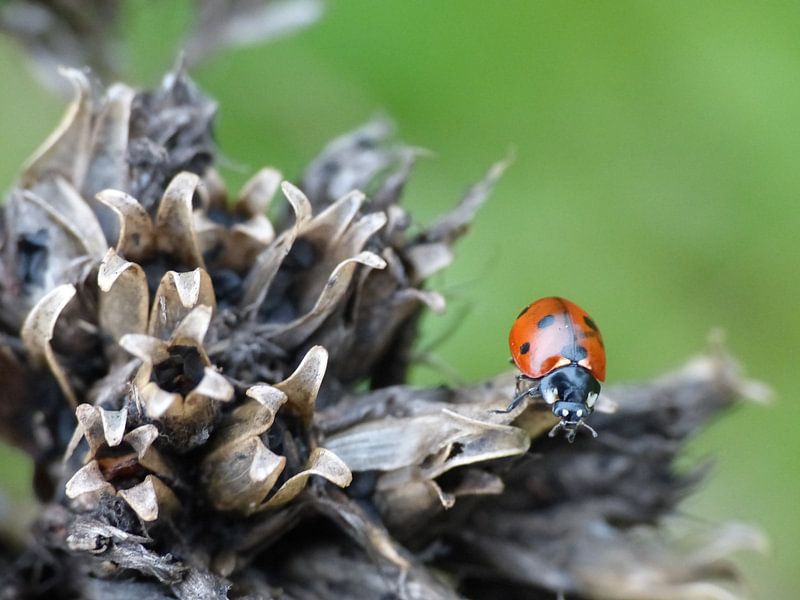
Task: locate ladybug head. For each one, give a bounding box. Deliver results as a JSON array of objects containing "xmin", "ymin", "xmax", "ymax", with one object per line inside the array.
[{"xmin": 539, "ymin": 364, "xmax": 601, "ymax": 442}]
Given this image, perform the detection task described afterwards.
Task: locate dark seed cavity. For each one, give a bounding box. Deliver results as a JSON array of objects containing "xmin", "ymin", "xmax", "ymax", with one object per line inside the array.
[
  {"xmin": 519, "ymin": 342, "xmax": 530, "ymax": 354},
  {"xmin": 153, "ymin": 346, "xmax": 206, "ymax": 395},
  {"xmin": 537, "ymin": 314, "xmax": 555, "ymax": 329},
  {"xmin": 16, "ymin": 229, "xmax": 49, "ymax": 287}
]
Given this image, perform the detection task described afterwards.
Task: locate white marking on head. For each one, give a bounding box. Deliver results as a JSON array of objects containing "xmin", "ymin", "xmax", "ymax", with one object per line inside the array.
[
  {"xmin": 543, "ymin": 387, "xmax": 559, "ymax": 405},
  {"xmin": 586, "ymin": 392, "xmax": 598, "ymax": 408},
  {"xmin": 561, "ymin": 409, "xmax": 569, "ymax": 417},
  {"xmin": 576, "ymin": 409, "xmax": 583, "ymax": 418}
]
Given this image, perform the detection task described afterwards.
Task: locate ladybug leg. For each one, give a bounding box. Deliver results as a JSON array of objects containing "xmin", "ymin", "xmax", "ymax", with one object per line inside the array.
[
  {"xmin": 493, "ymin": 386, "xmax": 534, "ymax": 414},
  {"xmin": 579, "ymin": 421, "xmax": 598, "ymax": 438}
]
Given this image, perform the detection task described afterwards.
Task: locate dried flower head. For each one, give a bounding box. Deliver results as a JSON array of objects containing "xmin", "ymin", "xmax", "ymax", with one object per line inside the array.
[{"xmin": 0, "ymin": 67, "xmax": 766, "ymax": 599}]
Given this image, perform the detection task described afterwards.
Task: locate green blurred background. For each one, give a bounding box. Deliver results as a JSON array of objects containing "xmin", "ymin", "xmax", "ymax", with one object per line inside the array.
[{"xmin": 0, "ymin": 1, "xmax": 797, "ymax": 596}]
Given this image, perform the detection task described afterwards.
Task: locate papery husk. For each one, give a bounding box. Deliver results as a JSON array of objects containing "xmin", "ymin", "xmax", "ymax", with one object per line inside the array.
[
  {"xmin": 118, "ymin": 475, "xmax": 179, "ymax": 523},
  {"xmin": 95, "ymin": 189, "xmax": 155, "ymax": 261},
  {"xmin": 193, "ymin": 168, "xmax": 279, "ymax": 271},
  {"xmin": 1, "ymin": 189, "xmax": 93, "ymax": 326},
  {"xmin": 203, "ymin": 436, "xmax": 287, "ymax": 513},
  {"xmin": 21, "ymin": 68, "xmax": 92, "ymax": 188},
  {"xmin": 64, "ymin": 402, "xmax": 178, "ymax": 523},
  {"xmin": 240, "ymin": 181, "xmax": 313, "ymax": 311},
  {"xmin": 148, "ymin": 269, "xmax": 216, "ymax": 339},
  {"xmin": 202, "ymin": 384, "xmax": 288, "ymax": 513},
  {"xmin": 202, "ymin": 349, "xmax": 353, "ymax": 514},
  {"xmin": 98, "ymin": 249, "xmax": 149, "ymax": 346},
  {"xmin": 154, "ymin": 172, "xmax": 206, "ymax": 269},
  {"xmin": 323, "ymin": 409, "xmax": 529, "ymax": 473},
  {"xmin": 20, "ymin": 283, "xmax": 78, "ymax": 407}
]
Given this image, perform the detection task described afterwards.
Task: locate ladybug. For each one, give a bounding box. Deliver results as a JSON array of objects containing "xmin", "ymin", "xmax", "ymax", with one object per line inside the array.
[{"xmin": 500, "ymin": 297, "xmax": 606, "ymax": 442}]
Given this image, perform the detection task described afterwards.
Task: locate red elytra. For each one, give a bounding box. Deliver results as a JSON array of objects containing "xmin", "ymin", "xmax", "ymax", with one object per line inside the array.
[{"xmin": 509, "ymin": 297, "xmax": 606, "ymax": 382}]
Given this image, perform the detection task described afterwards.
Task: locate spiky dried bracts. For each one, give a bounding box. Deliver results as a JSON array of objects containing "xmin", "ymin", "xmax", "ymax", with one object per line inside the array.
[{"xmin": 0, "ymin": 68, "xmax": 764, "ymax": 600}]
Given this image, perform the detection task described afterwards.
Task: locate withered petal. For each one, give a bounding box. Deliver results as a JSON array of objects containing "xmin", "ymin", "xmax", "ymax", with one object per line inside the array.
[
  {"xmin": 300, "ymin": 189, "xmax": 365, "ymax": 247},
  {"xmin": 119, "ymin": 334, "xmax": 169, "ymax": 365},
  {"xmin": 149, "ymin": 269, "xmax": 216, "ymax": 340},
  {"xmin": 99, "ymin": 407, "xmax": 127, "ymax": 447},
  {"xmin": 154, "ymin": 171, "xmax": 205, "ymax": 269},
  {"xmin": 206, "ymin": 385, "xmax": 287, "ymax": 454},
  {"xmin": 422, "ymin": 154, "xmax": 512, "ymax": 245},
  {"xmin": 139, "ymin": 381, "xmax": 181, "ymax": 419},
  {"xmin": 45, "ymin": 178, "xmax": 108, "ymax": 258},
  {"xmin": 65, "ymin": 460, "xmax": 114, "ymax": 499},
  {"xmin": 118, "ymin": 475, "xmax": 178, "ymax": 523},
  {"xmin": 239, "ymin": 181, "xmax": 313, "ymax": 310},
  {"xmin": 21, "ymin": 68, "xmax": 91, "ymax": 189},
  {"xmin": 260, "ymin": 448, "xmax": 351, "ymax": 511},
  {"xmin": 74, "ymin": 403, "xmax": 106, "ymax": 456},
  {"xmin": 83, "ymin": 83, "xmax": 135, "ymax": 201},
  {"xmin": 237, "ymin": 167, "xmax": 283, "ymax": 216},
  {"xmin": 191, "ymin": 366, "xmax": 234, "ymax": 403},
  {"xmin": 98, "ymin": 249, "xmax": 149, "ymax": 343},
  {"xmin": 203, "ymin": 437, "xmax": 286, "ymax": 514},
  {"xmin": 274, "ymin": 345, "xmax": 328, "ymax": 425},
  {"xmin": 95, "ymin": 189, "xmax": 155, "ymax": 261},
  {"xmin": 325, "ymin": 406, "xmax": 530, "ymax": 474},
  {"xmin": 20, "ymin": 283, "xmax": 78, "ymax": 408},
  {"xmin": 265, "ymin": 251, "xmax": 386, "ymax": 348},
  {"xmin": 169, "ymin": 304, "xmax": 213, "ymax": 347}
]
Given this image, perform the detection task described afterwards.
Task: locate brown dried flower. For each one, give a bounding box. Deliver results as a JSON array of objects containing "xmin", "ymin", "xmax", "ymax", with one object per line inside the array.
[{"xmin": 0, "ymin": 67, "xmax": 765, "ymax": 599}]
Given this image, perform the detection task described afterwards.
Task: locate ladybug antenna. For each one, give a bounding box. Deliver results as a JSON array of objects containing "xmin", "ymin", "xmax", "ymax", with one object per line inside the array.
[
  {"xmin": 547, "ymin": 421, "xmax": 564, "ymax": 439},
  {"xmin": 548, "ymin": 420, "xmax": 598, "ymax": 442}
]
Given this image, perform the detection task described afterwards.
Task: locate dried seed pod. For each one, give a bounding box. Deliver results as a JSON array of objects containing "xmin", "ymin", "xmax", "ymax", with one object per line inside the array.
[
  {"xmin": 202, "ymin": 348, "xmax": 352, "ymax": 514},
  {"xmin": 105, "ymin": 286, "xmax": 233, "ymax": 449},
  {"xmin": 194, "ymin": 168, "xmax": 279, "ymax": 271},
  {"xmin": 65, "ymin": 403, "xmax": 177, "ymax": 523}
]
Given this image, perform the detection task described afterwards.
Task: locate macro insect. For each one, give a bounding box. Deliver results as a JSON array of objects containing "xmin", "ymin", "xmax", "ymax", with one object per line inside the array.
[{"xmin": 499, "ymin": 296, "xmax": 606, "ymax": 442}]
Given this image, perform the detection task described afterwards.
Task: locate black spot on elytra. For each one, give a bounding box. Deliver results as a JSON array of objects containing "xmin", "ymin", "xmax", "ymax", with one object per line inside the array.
[
  {"xmin": 537, "ymin": 314, "xmax": 555, "ymax": 329},
  {"xmin": 584, "ymin": 315, "xmax": 598, "ymax": 331},
  {"xmin": 519, "ymin": 342, "xmax": 530, "ymax": 354},
  {"xmin": 560, "ymin": 344, "xmax": 588, "ymax": 362},
  {"xmin": 517, "ymin": 305, "xmax": 529, "ymax": 318}
]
